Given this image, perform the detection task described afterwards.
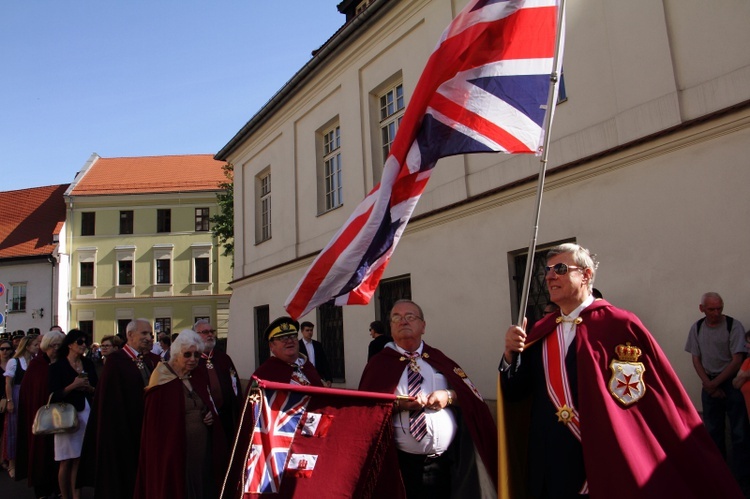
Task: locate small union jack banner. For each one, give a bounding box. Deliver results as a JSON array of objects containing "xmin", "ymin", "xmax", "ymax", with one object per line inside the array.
[{"xmin": 243, "ymin": 388, "xmax": 310, "ymax": 494}]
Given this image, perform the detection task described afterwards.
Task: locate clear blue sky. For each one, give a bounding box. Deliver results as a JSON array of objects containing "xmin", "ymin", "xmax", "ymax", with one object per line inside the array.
[{"xmin": 0, "ymin": 1, "xmax": 346, "ymax": 191}]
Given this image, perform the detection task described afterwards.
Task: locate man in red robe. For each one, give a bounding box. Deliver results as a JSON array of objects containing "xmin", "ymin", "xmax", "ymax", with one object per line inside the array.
[
  {"xmin": 223, "ymin": 317, "xmax": 323, "ymax": 498},
  {"xmin": 78, "ymin": 319, "xmax": 160, "ymax": 499},
  {"xmin": 359, "ymin": 300, "xmax": 497, "ymax": 498},
  {"xmin": 192, "ymin": 320, "xmax": 242, "ymax": 448},
  {"xmin": 501, "ymin": 243, "xmax": 743, "ymax": 498}
]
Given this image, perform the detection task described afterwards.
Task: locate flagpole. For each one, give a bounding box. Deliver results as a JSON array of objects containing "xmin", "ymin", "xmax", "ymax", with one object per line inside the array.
[{"xmin": 515, "ymin": 0, "xmax": 566, "ymax": 328}]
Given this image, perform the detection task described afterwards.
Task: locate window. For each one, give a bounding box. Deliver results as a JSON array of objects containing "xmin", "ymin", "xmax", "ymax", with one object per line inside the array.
[
  {"xmin": 152, "ymin": 245, "xmax": 173, "ymax": 294},
  {"xmin": 156, "ymin": 259, "xmax": 170, "ymax": 284},
  {"xmin": 117, "ymin": 319, "xmax": 130, "ymax": 336},
  {"xmin": 379, "ymin": 82, "xmax": 405, "ymax": 165},
  {"xmin": 155, "ymin": 317, "xmax": 172, "ymax": 336},
  {"xmin": 118, "ymin": 260, "xmax": 133, "ymax": 286},
  {"xmin": 120, "ymin": 210, "xmax": 134, "ymax": 235},
  {"xmin": 255, "ymin": 305, "xmax": 270, "ymax": 367},
  {"xmin": 8, "ymin": 283, "xmax": 26, "ymax": 312},
  {"xmin": 194, "ymin": 257, "xmax": 210, "ymax": 283},
  {"xmin": 195, "ymin": 208, "xmax": 210, "ymax": 232},
  {"xmin": 77, "ymin": 248, "xmax": 97, "ymax": 292},
  {"xmin": 78, "ymin": 320, "xmax": 93, "ymax": 340},
  {"xmin": 81, "ymin": 212, "xmax": 95, "ymax": 236},
  {"xmin": 157, "ymin": 209, "xmax": 171, "ymax": 233},
  {"xmin": 318, "ymin": 303, "xmax": 345, "ymax": 382},
  {"xmin": 256, "ymin": 171, "xmax": 272, "ymax": 243},
  {"xmin": 80, "ymin": 262, "xmax": 94, "ymax": 287},
  {"xmin": 376, "ymin": 275, "xmax": 412, "ymax": 326},
  {"xmin": 322, "ymin": 124, "xmax": 343, "ymax": 211},
  {"xmin": 190, "ymin": 243, "xmax": 212, "ymax": 286}
]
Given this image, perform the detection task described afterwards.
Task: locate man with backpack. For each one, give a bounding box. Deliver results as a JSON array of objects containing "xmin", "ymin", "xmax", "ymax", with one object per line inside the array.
[{"xmin": 685, "ymin": 291, "xmax": 750, "ymax": 495}]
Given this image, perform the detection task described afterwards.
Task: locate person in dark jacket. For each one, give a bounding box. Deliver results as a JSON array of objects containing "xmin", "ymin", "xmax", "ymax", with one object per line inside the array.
[{"xmin": 49, "ymin": 329, "xmax": 97, "ymax": 499}]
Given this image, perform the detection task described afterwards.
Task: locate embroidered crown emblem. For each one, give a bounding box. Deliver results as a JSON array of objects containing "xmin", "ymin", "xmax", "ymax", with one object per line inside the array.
[{"xmin": 615, "ymin": 342, "xmax": 642, "ymax": 363}]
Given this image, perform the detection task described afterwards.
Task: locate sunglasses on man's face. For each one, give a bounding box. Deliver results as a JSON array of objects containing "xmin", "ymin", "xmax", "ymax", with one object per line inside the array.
[{"xmin": 543, "ymin": 263, "xmax": 584, "ymax": 276}]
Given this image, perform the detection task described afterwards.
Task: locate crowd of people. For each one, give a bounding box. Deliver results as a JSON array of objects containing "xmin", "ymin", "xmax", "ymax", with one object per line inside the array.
[
  {"xmin": 3, "ymin": 243, "xmax": 750, "ymax": 498},
  {"xmin": 1, "ymin": 320, "xmax": 241, "ymax": 499}
]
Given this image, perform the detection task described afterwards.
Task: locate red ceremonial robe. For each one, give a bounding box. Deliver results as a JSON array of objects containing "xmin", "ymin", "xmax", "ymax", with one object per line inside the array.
[
  {"xmin": 222, "ymin": 356, "xmax": 323, "ymax": 498},
  {"xmin": 500, "ymin": 299, "xmax": 743, "ymax": 498},
  {"xmin": 15, "ymin": 353, "xmax": 58, "ymax": 496},
  {"xmin": 134, "ymin": 362, "xmax": 226, "ymax": 499},
  {"xmin": 359, "ymin": 343, "xmax": 498, "ymax": 496},
  {"xmin": 193, "ymin": 349, "xmax": 242, "ymax": 447},
  {"xmin": 77, "ymin": 349, "xmax": 161, "ymax": 499}
]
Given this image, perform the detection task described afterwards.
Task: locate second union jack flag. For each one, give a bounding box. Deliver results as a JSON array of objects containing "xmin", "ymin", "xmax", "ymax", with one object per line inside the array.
[{"xmin": 243, "ymin": 388, "xmax": 310, "ymax": 494}]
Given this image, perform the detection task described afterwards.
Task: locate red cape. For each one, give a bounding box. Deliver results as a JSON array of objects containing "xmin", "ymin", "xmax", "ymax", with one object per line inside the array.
[
  {"xmin": 77, "ymin": 349, "xmax": 161, "ymax": 498},
  {"xmin": 359, "ymin": 343, "xmax": 498, "ymax": 494},
  {"xmin": 193, "ymin": 349, "xmax": 243, "ymax": 442},
  {"xmin": 134, "ymin": 363, "xmax": 226, "ymax": 499},
  {"xmin": 15, "ymin": 353, "xmax": 58, "ymax": 495},
  {"xmin": 503, "ymin": 299, "xmax": 743, "ymax": 498}
]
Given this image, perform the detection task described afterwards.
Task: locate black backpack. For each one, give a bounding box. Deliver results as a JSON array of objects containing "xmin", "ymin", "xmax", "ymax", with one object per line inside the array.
[{"xmin": 696, "ymin": 315, "xmax": 734, "ymax": 336}]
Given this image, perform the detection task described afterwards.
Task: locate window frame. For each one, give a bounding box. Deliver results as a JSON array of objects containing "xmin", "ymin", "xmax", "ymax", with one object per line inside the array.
[
  {"xmin": 256, "ymin": 170, "xmax": 272, "ymax": 243},
  {"xmin": 322, "ymin": 124, "xmax": 343, "ymax": 212},
  {"xmin": 8, "ymin": 283, "xmax": 27, "ymax": 313},
  {"xmin": 195, "ymin": 207, "xmax": 210, "ymax": 232},
  {"xmin": 119, "ymin": 210, "xmax": 134, "ymax": 235},
  {"xmin": 157, "ymin": 209, "xmax": 172, "ymax": 233},
  {"xmin": 81, "ymin": 212, "xmax": 95, "ymax": 236}
]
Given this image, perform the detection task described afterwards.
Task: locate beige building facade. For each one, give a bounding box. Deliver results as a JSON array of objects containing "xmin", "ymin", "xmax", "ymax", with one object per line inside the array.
[{"xmin": 219, "ymin": 0, "xmax": 750, "ymax": 407}]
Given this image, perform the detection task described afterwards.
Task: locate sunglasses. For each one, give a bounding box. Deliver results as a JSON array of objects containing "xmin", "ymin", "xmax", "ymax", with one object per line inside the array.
[
  {"xmin": 198, "ymin": 329, "xmax": 216, "ymax": 335},
  {"xmin": 544, "ymin": 263, "xmax": 584, "ymax": 276},
  {"xmin": 75, "ymin": 338, "xmax": 89, "ymax": 346},
  {"xmin": 0, "ymin": 347, "xmax": 12, "ymax": 351},
  {"xmin": 182, "ymin": 351, "xmax": 201, "ymax": 359}
]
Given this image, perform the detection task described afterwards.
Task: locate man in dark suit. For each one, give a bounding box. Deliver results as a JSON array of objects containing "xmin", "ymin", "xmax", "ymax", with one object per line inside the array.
[
  {"xmin": 297, "ymin": 321, "xmax": 332, "ymax": 387},
  {"xmin": 367, "ymin": 320, "xmax": 391, "ymax": 360}
]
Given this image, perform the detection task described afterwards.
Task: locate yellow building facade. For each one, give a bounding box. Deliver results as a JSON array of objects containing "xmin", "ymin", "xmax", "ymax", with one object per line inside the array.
[{"xmin": 63, "ymin": 153, "xmax": 232, "ymax": 341}]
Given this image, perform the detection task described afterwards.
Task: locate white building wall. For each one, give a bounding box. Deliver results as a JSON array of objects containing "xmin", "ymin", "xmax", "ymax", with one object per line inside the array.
[{"xmin": 224, "ymin": 0, "xmax": 750, "ymax": 407}]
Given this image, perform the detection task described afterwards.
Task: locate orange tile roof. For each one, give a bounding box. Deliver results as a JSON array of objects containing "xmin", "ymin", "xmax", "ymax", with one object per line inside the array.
[
  {"xmin": 69, "ymin": 154, "xmax": 227, "ymax": 196},
  {"xmin": 0, "ymin": 184, "xmax": 68, "ymax": 260}
]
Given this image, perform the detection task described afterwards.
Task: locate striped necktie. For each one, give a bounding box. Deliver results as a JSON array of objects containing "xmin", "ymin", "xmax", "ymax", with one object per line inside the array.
[{"xmin": 405, "ymin": 351, "xmax": 427, "ymax": 441}]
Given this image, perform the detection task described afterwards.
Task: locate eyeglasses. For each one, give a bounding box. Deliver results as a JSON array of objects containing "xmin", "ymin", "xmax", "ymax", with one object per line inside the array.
[
  {"xmin": 0, "ymin": 347, "xmax": 12, "ymax": 351},
  {"xmin": 182, "ymin": 351, "xmax": 201, "ymax": 359},
  {"xmin": 198, "ymin": 329, "xmax": 216, "ymax": 335},
  {"xmin": 75, "ymin": 338, "xmax": 89, "ymax": 346},
  {"xmin": 543, "ymin": 263, "xmax": 585, "ymax": 276},
  {"xmin": 390, "ymin": 313, "xmax": 423, "ymax": 324},
  {"xmin": 273, "ymin": 335, "xmax": 298, "ymax": 343}
]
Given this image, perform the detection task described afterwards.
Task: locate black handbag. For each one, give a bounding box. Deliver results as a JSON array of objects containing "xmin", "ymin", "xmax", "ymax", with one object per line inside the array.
[{"xmin": 32, "ymin": 394, "xmax": 79, "ymax": 435}]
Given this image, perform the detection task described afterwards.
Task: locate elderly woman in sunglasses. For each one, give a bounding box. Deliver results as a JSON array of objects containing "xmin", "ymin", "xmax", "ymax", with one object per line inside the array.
[
  {"xmin": 49, "ymin": 329, "xmax": 97, "ymax": 499},
  {"xmin": 134, "ymin": 329, "xmax": 224, "ymax": 499}
]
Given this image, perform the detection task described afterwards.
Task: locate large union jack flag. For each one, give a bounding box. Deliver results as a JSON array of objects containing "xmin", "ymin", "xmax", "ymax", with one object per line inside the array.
[
  {"xmin": 285, "ymin": 0, "xmax": 562, "ymax": 319},
  {"xmin": 243, "ymin": 388, "xmax": 310, "ymax": 494}
]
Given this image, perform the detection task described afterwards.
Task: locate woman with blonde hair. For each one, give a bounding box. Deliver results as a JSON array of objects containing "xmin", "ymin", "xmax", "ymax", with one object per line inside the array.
[{"xmin": 3, "ymin": 333, "xmax": 40, "ymax": 477}]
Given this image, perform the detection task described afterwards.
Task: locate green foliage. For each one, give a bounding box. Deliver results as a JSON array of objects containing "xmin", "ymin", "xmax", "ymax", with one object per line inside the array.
[{"xmin": 211, "ymin": 163, "xmax": 234, "ymax": 266}]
